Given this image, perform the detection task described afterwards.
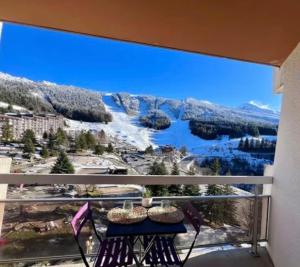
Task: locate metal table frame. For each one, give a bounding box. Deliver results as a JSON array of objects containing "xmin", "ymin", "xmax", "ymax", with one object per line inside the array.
[{"xmin": 106, "ymin": 218, "xmax": 187, "ymax": 266}]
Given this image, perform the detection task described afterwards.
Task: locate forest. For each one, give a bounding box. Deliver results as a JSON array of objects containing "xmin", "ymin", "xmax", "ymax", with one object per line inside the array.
[
  {"xmin": 0, "ymin": 79, "xmax": 112, "ymax": 123},
  {"xmin": 189, "ymin": 119, "xmax": 277, "ymax": 140},
  {"xmin": 238, "ymin": 137, "xmax": 276, "ymax": 153},
  {"xmin": 139, "ymin": 110, "xmax": 171, "ymax": 130}
]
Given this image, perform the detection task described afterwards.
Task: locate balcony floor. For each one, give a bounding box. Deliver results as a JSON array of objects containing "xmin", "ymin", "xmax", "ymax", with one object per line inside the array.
[
  {"xmin": 54, "ymin": 247, "xmax": 273, "ymax": 267},
  {"xmin": 186, "ymin": 247, "xmax": 274, "ymax": 267}
]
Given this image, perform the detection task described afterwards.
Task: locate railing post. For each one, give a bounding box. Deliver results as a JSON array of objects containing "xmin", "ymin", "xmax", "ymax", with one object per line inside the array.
[
  {"xmin": 0, "ymin": 157, "xmax": 11, "ymax": 240},
  {"xmin": 250, "ymin": 184, "xmax": 260, "ymax": 257}
]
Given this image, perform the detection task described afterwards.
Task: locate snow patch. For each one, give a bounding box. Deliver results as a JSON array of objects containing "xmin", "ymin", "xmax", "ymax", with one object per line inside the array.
[
  {"xmin": 67, "ymin": 95, "xmax": 155, "ymax": 150},
  {"xmin": 248, "ymin": 100, "xmax": 272, "ymax": 110},
  {"xmin": 0, "ymin": 101, "xmax": 29, "ymax": 111}
]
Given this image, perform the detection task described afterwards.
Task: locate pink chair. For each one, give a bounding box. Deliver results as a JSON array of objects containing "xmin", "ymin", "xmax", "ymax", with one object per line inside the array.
[
  {"xmin": 143, "ymin": 202, "xmax": 203, "ymax": 266},
  {"xmin": 71, "ymin": 202, "xmax": 133, "ymax": 267}
]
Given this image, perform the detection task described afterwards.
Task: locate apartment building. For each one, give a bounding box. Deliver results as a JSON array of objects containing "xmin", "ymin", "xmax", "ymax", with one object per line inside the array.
[{"xmin": 0, "ymin": 113, "xmax": 64, "ymax": 140}]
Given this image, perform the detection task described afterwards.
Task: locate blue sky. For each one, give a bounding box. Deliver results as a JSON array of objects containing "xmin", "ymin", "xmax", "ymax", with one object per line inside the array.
[{"xmin": 0, "ymin": 23, "xmax": 281, "ymax": 110}]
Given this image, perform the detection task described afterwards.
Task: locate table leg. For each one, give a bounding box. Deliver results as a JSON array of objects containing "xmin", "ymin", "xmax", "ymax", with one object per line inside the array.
[
  {"xmin": 139, "ymin": 237, "xmax": 142, "ymax": 262},
  {"xmin": 171, "ymin": 234, "xmax": 182, "ymax": 262},
  {"xmin": 140, "ymin": 235, "xmax": 157, "ymax": 264},
  {"xmin": 125, "ymin": 236, "xmax": 141, "ymax": 267}
]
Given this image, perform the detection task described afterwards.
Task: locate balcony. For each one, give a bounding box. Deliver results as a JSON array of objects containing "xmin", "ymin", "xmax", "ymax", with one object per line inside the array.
[{"xmin": 0, "ymin": 174, "xmax": 273, "ymax": 266}]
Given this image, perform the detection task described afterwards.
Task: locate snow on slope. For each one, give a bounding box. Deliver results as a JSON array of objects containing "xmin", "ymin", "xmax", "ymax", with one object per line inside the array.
[
  {"xmin": 237, "ymin": 102, "xmax": 279, "ymax": 123},
  {"xmin": 67, "ymin": 95, "xmax": 154, "ymax": 150},
  {"xmin": 109, "ymin": 93, "xmax": 279, "ymax": 125},
  {"xmin": 66, "ymin": 92, "xmax": 278, "ymax": 159},
  {"xmin": 0, "ymin": 71, "xmax": 278, "ymax": 162},
  {"xmin": 67, "ymin": 94, "xmax": 278, "ymax": 169},
  {"xmin": 0, "ymin": 101, "xmax": 29, "ymax": 111}
]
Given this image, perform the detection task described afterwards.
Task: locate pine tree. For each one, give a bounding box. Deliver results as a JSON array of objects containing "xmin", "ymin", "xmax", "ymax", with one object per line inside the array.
[
  {"xmin": 179, "ymin": 146, "xmax": 187, "ymax": 157},
  {"xmin": 51, "ymin": 151, "xmax": 75, "ymax": 174},
  {"xmin": 147, "ymin": 161, "xmax": 168, "ymax": 196},
  {"xmin": 43, "ymin": 132, "xmax": 48, "ymax": 140},
  {"xmin": 249, "ymin": 138, "xmax": 255, "ymax": 151},
  {"xmin": 145, "ymin": 145, "xmax": 154, "ymax": 155},
  {"xmin": 238, "ymin": 138, "xmax": 244, "ymax": 150},
  {"xmin": 1, "ymin": 121, "xmax": 13, "ymax": 143},
  {"xmin": 48, "ymin": 132, "xmax": 56, "ymax": 150},
  {"xmin": 106, "ymin": 143, "xmax": 114, "ymax": 153},
  {"xmin": 183, "ymin": 185, "xmax": 199, "ymax": 196},
  {"xmin": 171, "ymin": 162, "xmax": 180, "ymax": 175},
  {"xmin": 249, "ymin": 125, "xmax": 259, "ymax": 137},
  {"xmin": 85, "ymin": 131, "xmax": 96, "ymax": 149},
  {"xmin": 205, "ymin": 184, "xmax": 224, "ymax": 224},
  {"xmin": 149, "ymin": 161, "xmax": 168, "ymax": 175},
  {"xmin": 75, "ymin": 132, "xmax": 88, "ymax": 151},
  {"xmin": 222, "ymin": 185, "xmax": 238, "ymax": 224},
  {"xmin": 54, "ymin": 128, "xmax": 68, "ymax": 147},
  {"xmin": 183, "ymin": 168, "xmax": 199, "ymax": 196},
  {"xmin": 98, "ymin": 129, "xmax": 107, "ymax": 143},
  {"xmin": 94, "ymin": 144, "xmax": 105, "ymax": 155},
  {"xmin": 260, "ymin": 138, "xmax": 265, "ymax": 150},
  {"xmin": 206, "ymin": 184, "xmax": 223, "ymax": 195},
  {"xmin": 206, "ymin": 158, "xmax": 222, "ymax": 217},
  {"xmin": 168, "ymin": 162, "xmax": 182, "ymax": 195},
  {"xmin": 205, "ymin": 177, "xmax": 237, "ymax": 225},
  {"xmin": 255, "ymin": 139, "xmax": 261, "ymax": 151},
  {"xmin": 188, "ymin": 167, "xmax": 196, "ymax": 175},
  {"xmin": 40, "ymin": 146, "xmax": 49, "ymax": 158},
  {"xmin": 7, "ymin": 104, "xmax": 13, "ymax": 112},
  {"xmin": 210, "ymin": 159, "xmax": 221, "ymax": 175},
  {"xmin": 22, "ymin": 129, "xmax": 36, "ymax": 144},
  {"xmin": 23, "ymin": 138, "xmax": 35, "ymax": 155},
  {"xmin": 205, "ymin": 158, "xmax": 237, "ymax": 225},
  {"xmin": 244, "ymin": 138, "xmax": 249, "ymax": 151}
]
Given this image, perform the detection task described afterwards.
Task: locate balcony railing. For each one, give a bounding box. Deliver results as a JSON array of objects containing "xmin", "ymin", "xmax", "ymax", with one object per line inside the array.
[
  {"xmin": 0, "ymin": 173, "xmax": 273, "ymax": 185},
  {"xmin": 0, "ymin": 174, "xmax": 272, "ymax": 265}
]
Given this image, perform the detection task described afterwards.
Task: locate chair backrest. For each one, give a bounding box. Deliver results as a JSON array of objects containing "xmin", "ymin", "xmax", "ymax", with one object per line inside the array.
[
  {"xmin": 182, "ymin": 202, "xmax": 204, "ymax": 266},
  {"xmin": 71, "ymin": 202, "xmax": 93, "ymax": 267},
  {"xmin": 183, "ymin": 202, "xmax": 203, "ymax": 234},
  {"xmin": 71, "ymin": 202, "xmax": 91, "ymax": 239}
]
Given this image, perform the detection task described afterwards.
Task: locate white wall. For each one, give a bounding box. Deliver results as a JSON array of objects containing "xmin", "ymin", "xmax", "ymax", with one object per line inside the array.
[
  {"xmin": 268, "ymin": 43, "xmax": 300, "ymax": 267},
  {"xmin": 0, "ymin": 156, "xmax": 11, "ymax": 236}
]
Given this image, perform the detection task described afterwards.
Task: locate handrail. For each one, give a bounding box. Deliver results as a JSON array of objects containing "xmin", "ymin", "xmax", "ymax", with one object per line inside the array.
[
  {"xmin": 0, "ymin": 194, "xmax": 270, "ymax": 203},
  {"xmin": 0, "ymin": 174, "xmax": 273, "ymax": 184},
  {"xmin": 0, "ymin": 193, "xmax": 271, "ymax": 264}
]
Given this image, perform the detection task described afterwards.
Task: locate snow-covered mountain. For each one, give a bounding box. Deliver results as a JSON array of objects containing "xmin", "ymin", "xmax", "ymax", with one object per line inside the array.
[
  {"xmin": 0, "ymin": 72, "xmax": 279, "ymax": 154},
  {"xmin": 0, "ymin": 72, "xmax": 110, "ymax": 122},
  {"xmin": 106, "ymin": 93, "xmax": 279, "ymax": 125}
]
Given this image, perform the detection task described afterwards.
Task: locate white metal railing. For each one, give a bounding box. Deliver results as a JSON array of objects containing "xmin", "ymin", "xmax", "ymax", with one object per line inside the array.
[
  {"xmin": 0, "ymin": 174, "xmax": 273, "ymax": 185},
  {"xmin": 0, "ymin": 194, "xmax": 268, "ymax": 203},
  {"xmin": 0, "ymin": 174, "xmax": 272, "ymax": 264},
  {"xmin": 0, "ymin": 194, "xmax": 271, "ymax": 264}
]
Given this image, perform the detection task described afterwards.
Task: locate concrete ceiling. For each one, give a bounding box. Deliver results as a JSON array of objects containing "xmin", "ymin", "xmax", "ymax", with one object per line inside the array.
[{"xmin": 0, "ymin": 0, "xmax": 300, "ymax": 66}]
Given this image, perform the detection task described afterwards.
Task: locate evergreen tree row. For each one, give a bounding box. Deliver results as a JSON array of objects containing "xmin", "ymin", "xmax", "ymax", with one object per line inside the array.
[
  {"xmin": 139, "ymin": 110, "xmax": 171, "ymax": 130},
  {"xmin": 238, "ymin": 137, "xmax": 276, "ymax": 153},
  {"xmin": 146, "ymin": 161, "xmax": 200, "ymax": 197},
  {"xmin": 74, "ymin": 130, "xmax": 113, "ymax": 154},
  {"xmin": 189, "ymin": 119, "xmax": 277, "ymax": 140},
  {"xmin": 203, "ymin": 159, "xmax": 237, "ymax": 225}
]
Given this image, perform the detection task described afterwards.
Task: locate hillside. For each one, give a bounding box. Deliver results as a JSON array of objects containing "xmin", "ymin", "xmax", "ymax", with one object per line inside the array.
[
  {"xmin": 109, "ymin": 93, "xmax": 279, "ymax": 125},
  {"xmin": 0, "ymin": 72, "xmax": 111, "ymax": 123},
  {"xmin": 0, "ymin": 72, "xmax": 279, "ymax": 153}
]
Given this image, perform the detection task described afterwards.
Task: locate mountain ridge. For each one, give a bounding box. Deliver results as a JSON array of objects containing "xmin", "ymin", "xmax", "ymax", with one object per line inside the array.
[{"xmin": 0, "ymin": 71, "xmax": 279, "ymax": 127}]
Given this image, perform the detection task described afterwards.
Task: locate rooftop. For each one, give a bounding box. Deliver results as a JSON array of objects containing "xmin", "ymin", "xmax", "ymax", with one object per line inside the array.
[{"xmin": 1, "ymin": 0, "xmax": 300, "ymax": 66}]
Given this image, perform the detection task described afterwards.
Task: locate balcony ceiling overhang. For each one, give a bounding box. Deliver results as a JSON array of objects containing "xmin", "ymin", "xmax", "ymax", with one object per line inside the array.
[{"xmin": 0, "ymin": 0, "xmax": 300, "ymax": 66}]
